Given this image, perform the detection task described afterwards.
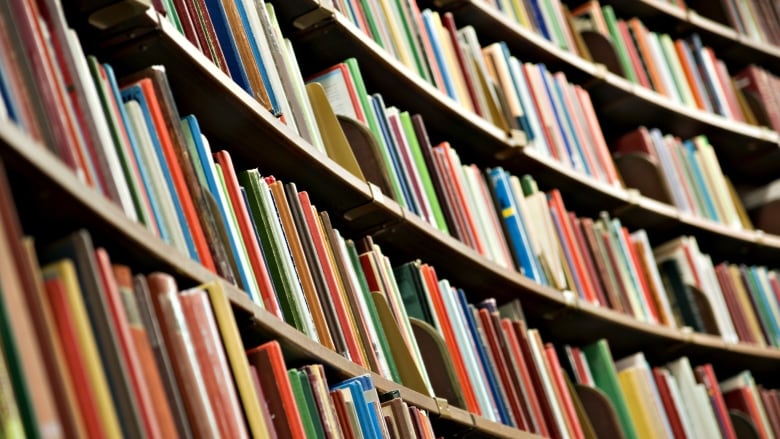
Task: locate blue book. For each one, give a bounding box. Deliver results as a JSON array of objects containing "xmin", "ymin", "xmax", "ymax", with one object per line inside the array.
[
  {"xmin": 527, "ymin": 0, "xmax": 551, "ymax": 40},
  {"xmin": 688, "ymin": 34, "xmax": 723, "ymax": 116},
  {"xmin": 183, "ymin": 115, "xmax": 260, "ymax": 301},
  {"xmin": 499, "ymin": 44, "xmax": 534, "ymax": 140},
  {"xmin": 537, "ymin": 65, "xmax": 581, "ymax": 172},
  {"xmin": 745, "ymin": 267, "xmax": 780, "ymax": 347},
  {"xmin": 232, "ymin": 0, "xmax": 280, "ymax": 115},
  {"xmin": 202, "ymin": 0, "xmax": 254, "ymax": 96},
  {"xmin": 120, "ymin": 84, "xmax": 199, "ymax": 262},
  {"xmin": 487, "ymin": 168, "xmax": 542, "ymax": 283},
  {"xmin": 0, "ymin": 64, "xmax": 21, "ymax": 125},
  {"xmin": 683, "ymin": 140, "xmax": 720, "ymax": 222},
  {"xmin": 331, "ymin": 378, "xmax": 380, "ymax": 439},
  {"xmin": 370, "ymin": 94, "xmax": 418, "ymax": 213},
  {"xmin": 456, "ymin": 289, "xmax": 505, "ymax": 423},
  {"xmin": 351, "ymin": 375, "xmax": 386, "ymax": 438},
  {"xmin": 421, "ymin": 10, "xmax": 458, "ymax": 101}
]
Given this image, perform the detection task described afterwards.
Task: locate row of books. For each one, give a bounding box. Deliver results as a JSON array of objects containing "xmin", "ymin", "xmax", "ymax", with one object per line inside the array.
[
  {"xmin": 687, "ymin": 0, "xmax": 780, "ymax": 46},
  {"xmin": 571, "ymin": 2, "xmax": 760, "ymax": 122},
  {"xmin": 568, "ymin": 338, "xmax": 780, "ymax": 439},
  {"xmin": 612, "ymin": 126, "xmax": 750, "ymax": 230},
  {"xmin": 328, "ymin": 1, "xmax": 625, "ymax": 187},
  {"xmin": 7, "ymin": 9, "xmax": 778, "ymax": 360},
  {"xmin": 147, "ymin": 0, "xmax": 329, "ymax": 152},
  {"xmin": 0, "ymin": 211, "xmax": 439, "ymax": 438},
  {"xmin": 655, "ymin": 235, "xmax": 780, "ymax": 349}
]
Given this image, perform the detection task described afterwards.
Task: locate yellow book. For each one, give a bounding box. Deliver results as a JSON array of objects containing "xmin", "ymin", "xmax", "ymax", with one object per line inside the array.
[
  {"xmin": 41, "ymin": 260, "xmax": 123, "ymax": 439},
  {"xmin": 617, "ymin": 368, "xmax": 665, "ymax": 439},
  {"xmin": 202, "ymin": 282, "xmax": 273, "ymax": 438}
]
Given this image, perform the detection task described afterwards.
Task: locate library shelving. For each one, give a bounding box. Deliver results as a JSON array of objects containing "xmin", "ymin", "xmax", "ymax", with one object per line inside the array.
[{"xmin": 6, "ymin": 0, "xmax": 780, "ymax": 436}]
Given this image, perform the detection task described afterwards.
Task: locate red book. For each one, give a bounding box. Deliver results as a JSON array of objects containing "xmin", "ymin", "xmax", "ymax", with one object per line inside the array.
[
  {"xmin": 575, "ymin": 87, "xmax": 621, "ymax": 186},
  {"xmin": 131, "ymin": 79, "xmax": 216, "ymax": 271},
  {"xmin": 421, "ymin": 265, "xmax": 481, "ymax": 415},
  {"xmin": 652, "ymin": 368, "xmax": 688, "ymax": 439},
  {"xmin": 442, "ymin": 12, "xmax": 482, "ymax": 116},
  {"xmin": 431, "ymin": 144, "xmax": 479, "ymax": 249},
  {"xmin": 112, "ymin": 266, "xmax": 179, "ymax": 439},
  {"xmin": 42, "ymin": 276, "xmax": 106, "ymax": 438},
  {"xmin": 544, "ymin": 343, "xmax": 585, "ymax": 439},
  {"xmin": 695, "ymin": 365, "xmax": 737, "ymax": 439},
  {"xmin": 308, "ymin": 64, "xmax": 366, "ymax": 123},
  {"xmin": 569, "ymin": 213, "xmax": 608, "ymax": 308},
  {"xmin": 246, "ymin": 341, "xmax": 307, "ymax": 439},
  {"xmin": 621, "ymin": 227, "xmax": 660, "ymax": 324},
  {"xmin": 213, "ymin": 150, "xmax": 282, "ymax": 317},
  {"xmin": 617, "ymin": 20, "xmax": 652, "ymax": 89},
  {"xmin": 511, "ymin": 321, "xmax": 556, "ymax": 437},
  {"xmin": 94, "ymin": 249, "xmax": 163, "ymax": 438},
  {"xmin": 478, "ymin": 308, "xmax": 527, "ymax": 429},
  {"xmin": 298, "ymin": 191, "xmax": 364, "ymax": 367},
  {"xmin": 501, "ymin": 319, "xmax": 547, "ymax": 435},
  {"xmin": 548, "ymin": 190, "xmax": 597, "ymax": 304},
  {"xmin": 723, "ymin": 387, "xmax": 770, "ymax": 439},
  {"xmin": 179, "ymin": 289, "xmax": 249, "ymax": 438}
]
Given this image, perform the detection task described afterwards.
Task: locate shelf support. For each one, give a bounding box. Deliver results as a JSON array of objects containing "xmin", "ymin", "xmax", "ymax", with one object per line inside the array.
[
  {"xmin": 87, "ymin": 0, "xmax": 151, "ymax": 30},
  {"xmin": 292, "ymin": 3, "xmax": 336, "ymax": 32}
]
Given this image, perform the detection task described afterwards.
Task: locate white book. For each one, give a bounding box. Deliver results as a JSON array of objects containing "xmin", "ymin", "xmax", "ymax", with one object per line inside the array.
[
  {"xmin": 527, "ymin": 329, "xmax": 571, "ymax": 439},
  {"xmin": 508, "ymin": 57, "xmax": 551, "ymax": 158},
  {"xmin": 439, "ymin": 281, "xmax": 500, "ymax": 422},
  {"xmin": 659, "ymin": 368, "xmax": 696, "ymax": 439},
  {"xmin": 123, "ymin": 101, "xmax": 189, "ymax": 255}
]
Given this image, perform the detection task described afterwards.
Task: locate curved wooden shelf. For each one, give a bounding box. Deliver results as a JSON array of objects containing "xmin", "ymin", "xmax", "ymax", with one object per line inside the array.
[
  {"xmin": 564, "ymin": 0, "xmax": 780, "ymax": 75},
  {"xmin": 271, "ymin": 0, "xmax": 519, "ymax": 167},
  {"xmin": 429, "ymin": 0, "xmax": 780, "ymax": 185},
  {"xmin": 0, "ymin": 121, "xmax": 535, "ymax": 439},
  {"xmin": 85, "ymin": 9, "xmax": 387, "ymax": 227}
]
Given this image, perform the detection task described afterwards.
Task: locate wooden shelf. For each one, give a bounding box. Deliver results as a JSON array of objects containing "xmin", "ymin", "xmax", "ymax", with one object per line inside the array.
[
  {"xmin": 560, "ymin": 0, "xmax": 780, "ymax": 75},
  {"xmin": 270, "ymin": 0, "xmax": 519, "ymax": 168},
  {"xmin": 428, "ymin": 0, "xmax": 780, "ymax": 185},
  {"xmin": 0, "ymin": 121, "xmax": 539, "ymax": 439},
  {"xmin": 82, "ymin": 10, "xmax": 395, "ymax": 233}
]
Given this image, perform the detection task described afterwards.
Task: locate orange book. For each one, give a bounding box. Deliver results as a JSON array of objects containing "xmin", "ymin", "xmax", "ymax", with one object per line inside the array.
[
  {"xmin": 617, "ymin": 20, "xmax": 652, "ymax": 89},
  {"xmin": 246, "ymin": 341, "xmax": 307, "ymax": 439},
  {"xmin": 674, "ymin": 40, "xmax": 708, "ymax": 110},
  {"xmin": 548, "ymin": 190, "xmax": 598, "ymax": 304},
  {"xmin": 420, "ymin": 264, "xmax": 481, "ymax": 415},
  {"xmin": 213, "ymin": 150, "xmax": 282, "ymax": 317},
  {"xmin": 298, "ymin": 191, "xmax": 365, "ymax": 367},
  {"xmin": 575, "ymin": 87, "xmax": 621, "ymax": 186},
  {"xmin": 620, "ymin": 229, "xmax": 660, "ymax": 324},
  {"xmin": 627, "ymin": 19, "xmax": 668, "ymax": 96},
  {"xmin": 112, "ymin": 265, "xmax": 179, "ymax": 439},
  {"xmin": 132, "ymin": 79, "xmax": 216, "ymax": 271},
  {"xmin": 94, "ymin": 249, "xmax": 163, "ymax": 438},
  {"xmin": 179, "ymin": 289, "xmax": 249, "ymax": 438}
]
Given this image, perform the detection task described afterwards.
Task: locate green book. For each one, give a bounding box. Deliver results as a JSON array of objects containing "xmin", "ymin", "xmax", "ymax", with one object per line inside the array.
[
  {"xmin": 345, "ymin": 59, "xmax": 407, "ymax": 205},
  {"xmin": 295, "ymin": 369, "xmax": 326, "ymax": 438},
  {"xmin": 0, "ymin": 285, "xmax": 37, "ymax": 439},
  {"xmin": 239, "ymin": 170, "xmax": 311, "ymax": 336},
  {"xmin": 288, "ymin": 369, "xmax": 318, "ymax": 439},
  {"xmin": 0, "ymin": 335, "xmax": 25, "ymax": 439},
  {"xmin": 392, "ymin": 0, "xmax": 431, "ymax": 82},
  {"xmin": 393, "ymin": 261, "xmax": 436, "ymax": 326},
  {"xmin": 399, "ymin": 112, "xmax": 449, "ymax": 233},
  {"xmin": 582, "ymin": 339, "xmax": 639, "ymax": 439},
  {"xmin": 601, "ymin": 6, "xmax": 638, "ymax": 84}
]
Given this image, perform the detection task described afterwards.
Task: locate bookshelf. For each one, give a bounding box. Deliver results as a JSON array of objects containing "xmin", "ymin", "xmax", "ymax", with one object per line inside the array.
[{"xmin": 5, "ymin": 0, "xmax": 780, "ymax": 436}]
